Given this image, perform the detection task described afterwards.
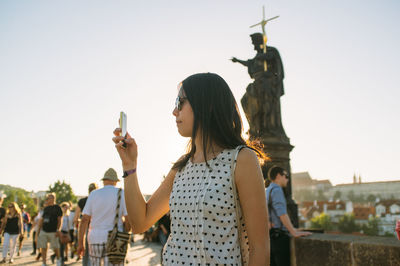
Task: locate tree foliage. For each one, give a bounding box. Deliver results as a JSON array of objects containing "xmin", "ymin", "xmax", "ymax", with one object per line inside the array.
[
  {"xmin": 362, "ymin": 217, "xmax": 380, "ymax": 236},
  {"xmin": 293, "ymin": 189, "xmax": 328, "ymax": 202},
  {"xmin": 316, "ymin": 189, "xmax": 327, "ymax": 201},
  {"xmin": 48, "ymin": 180, "xmax": 77, "ymax": 204},
  {"xmin": 366, "ymin": 194, "xmax": 376, "ymax": 203},
  {"xmin": 311, "ymin": 213, "xmax": 333, "ymax": 231},
  {"xmin": 333, "ymin": 190, "xmax": 342, "ymax": 200},
  {"xmin": 0, "ymin": 185, "xmax": 37, "ymax": 215},
  {"xmin": 347, "ymin": 190, "xmax": 356, "ymax": 202},
  {"xmin": 338, "ymin": 213, "xmax": 359, "ymax": 233}
]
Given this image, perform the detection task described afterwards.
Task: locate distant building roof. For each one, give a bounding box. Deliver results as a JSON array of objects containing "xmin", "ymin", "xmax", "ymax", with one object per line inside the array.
[
  {"xmin": 292, "ymin": 172, "xmax": 333, "ymax": 191},
  {"xmin": 316, "ymin": 180, "xmax": 332, "ymax": 185},
  {"xmin": 292, "ymin": 172, "xmax": 313, "ymax": 187},
  {"xmin": 353, "ymin": 206, "xmax": 375, "ymax": 220},
  {"xmin": 335, "ymin": 180, "xmax": 400, "ymax": 186}
]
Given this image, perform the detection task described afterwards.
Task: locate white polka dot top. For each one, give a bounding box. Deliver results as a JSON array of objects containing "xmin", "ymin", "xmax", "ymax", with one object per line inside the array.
[{"xmin": 162, "ymin": 148, "xmax": 246, "ymax": 265}]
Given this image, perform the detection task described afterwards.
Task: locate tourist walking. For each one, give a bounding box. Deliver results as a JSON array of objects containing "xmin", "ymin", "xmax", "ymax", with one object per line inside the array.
[
  {"xmin": 157, "ymin": 212, "xmax": 170, "ymax": 247},
  {"xmin": 59, "ymin": 202, "xmax": 71, "ymax": 265},
  {"xmin": 17, "ymin": 204, "xmax": 30, "ymax": 256},
  {"xmin": 74, "ymin": 183, "xmax": 98, "ymax": 266},
  {"xmin": 31, "ymin": 211, "xmax": 41, "ymax": 256},
  {"xmin": 157, "ymin": 212, "xmax": 170, "ymax": 264},
  {"xmin": 67, "ymin": 202, "xmax": 76, "ymax": 260},
  {"xmin": 0, "ymin": 202, "xmax": 23, "ymax": 264},
  {"xmin": 77, "ymin": 169, "xmax": 130, "ymax": 266},
  {"xmin": 113, "ymin": 73, "xmax": 270, "ymax": 265},
  {"xmin": 0, "ymin": 192, "xmax": 6, "ymax": 245},
  {"xmin": 36, "ymin": 193, "xmax": 63, "ymax": 266},
  {"xmin": 266, "ymin": 166, "xmax": 311, "ymax": 266},
  {"xmin": 33, "ymin": 204, "xmax": 47, "ymax": 261}
]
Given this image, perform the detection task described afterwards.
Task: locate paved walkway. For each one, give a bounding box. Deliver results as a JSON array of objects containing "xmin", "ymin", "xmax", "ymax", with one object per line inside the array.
[{"xmin": 0, "ymin": 234, "xmax": 162, "ymax": 266}]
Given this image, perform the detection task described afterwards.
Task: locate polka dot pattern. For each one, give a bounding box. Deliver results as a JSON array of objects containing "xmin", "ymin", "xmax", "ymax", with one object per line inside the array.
[{"xmin": 162, "ymin": 149, "xmax": 247, "ymax": 265}]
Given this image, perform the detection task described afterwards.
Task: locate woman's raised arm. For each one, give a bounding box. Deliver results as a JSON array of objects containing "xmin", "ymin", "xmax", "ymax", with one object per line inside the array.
[{"xmin": 113, "ymin": 129, "xmax": 177, "ymax": 233}]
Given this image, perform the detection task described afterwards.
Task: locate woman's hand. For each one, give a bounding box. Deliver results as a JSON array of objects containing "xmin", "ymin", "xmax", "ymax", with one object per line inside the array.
[{"xmin": 113, "ymin": 128, "xmax": 138, "ymax": 169}]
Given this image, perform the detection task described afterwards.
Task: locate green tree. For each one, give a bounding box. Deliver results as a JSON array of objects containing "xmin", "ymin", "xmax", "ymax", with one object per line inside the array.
[
  {"xmin": 316, "ymin": 190, "xmax": 327, "ymax": 201},
  {"xmin": 0, "ymin": 185, "xmax": 37, "ymax": 215},
  {"xmin": 362, "ymin": 217, "xmax": 380, "ymax": 236},
  {"xmin": 356, "ymin": 194, "xmax": 366, "ymax": 203},
  {"xmin": 338, "ymin": 213, "xmax": 359, "ymax": 233},
  {"xmin": 293, "ymin": 189, "xmax": 316, "ymax": 202},
  {"xmin": 347, "ymin": 190, "xmax": 356, "ymax": 202},
  {"xmin": 311, "ymin": 213, "xmax": 333, "ymax": 231},
  {"xmin": 333, "ymin": 190, "xmax": 342, "ymax": 201},
  {"xmin": 48, "ymin": 180, "xmax": 77, "ymax": 204},
  {"xmin": 366, "ymin": 194, "xmax": 376, "ymax": 203}
]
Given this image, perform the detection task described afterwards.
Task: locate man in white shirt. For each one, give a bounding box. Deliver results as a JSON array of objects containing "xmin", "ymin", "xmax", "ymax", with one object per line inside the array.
[{"xmin": 77, "ymin": 168, "xmax": 130, "ymax": 266}]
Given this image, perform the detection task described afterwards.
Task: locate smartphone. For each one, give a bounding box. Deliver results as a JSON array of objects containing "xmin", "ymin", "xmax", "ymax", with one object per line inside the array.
[{"xmin": 119, "ymin": 111, "xmax": 127, "ymax": 138}]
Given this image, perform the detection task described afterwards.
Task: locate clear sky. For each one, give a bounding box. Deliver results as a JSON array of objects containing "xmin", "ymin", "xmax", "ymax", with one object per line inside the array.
[{"xmin": 1, "ymin": 1, "xmax": 399, "ymax": 196}]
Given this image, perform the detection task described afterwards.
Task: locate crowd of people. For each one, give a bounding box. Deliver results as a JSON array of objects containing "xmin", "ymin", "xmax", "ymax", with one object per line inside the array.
[
  {"xmin": 0, "ymin": 175, "xmax": 171, "ymax": 266},
  {"xmin": 0, "ymin": 191, "xmax": 84, "ymax": 265}
]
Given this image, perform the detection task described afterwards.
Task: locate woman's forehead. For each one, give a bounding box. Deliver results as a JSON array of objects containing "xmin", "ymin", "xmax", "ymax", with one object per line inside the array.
[{"xmin": 178, "ymin": 82, "xmax": 186, "ymax": 97}]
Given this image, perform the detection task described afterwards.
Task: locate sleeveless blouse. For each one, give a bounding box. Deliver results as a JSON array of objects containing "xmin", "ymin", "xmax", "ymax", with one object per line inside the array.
[
  {"xmin": 5, "ymin": 216, "xmax": 20, "ymax": 234},
  {"xmin": 163, "ymin": 148, "xmax": 243, "ymax": 265}
]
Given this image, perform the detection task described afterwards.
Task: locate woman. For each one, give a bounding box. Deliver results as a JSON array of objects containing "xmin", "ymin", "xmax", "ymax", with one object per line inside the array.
[
  {"xmin": 59, "ymin": 202, "xmax": 71, "ymax": 264},
  {"xmin": 0, "ymin": 202, "xmax": 23, "ymax": 264},
  {"xmin": 30, "ymin": 212, "xmax": 40, "ymax": 256},
  {"xmin": 113, "ymin": 73, "xmax": 270, "ymax": 265}
]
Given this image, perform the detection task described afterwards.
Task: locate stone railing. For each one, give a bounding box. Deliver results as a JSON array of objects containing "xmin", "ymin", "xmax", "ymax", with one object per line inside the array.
[{"xmin": 291, "ymin": 233, "xmax": 400, "ymax": 266}]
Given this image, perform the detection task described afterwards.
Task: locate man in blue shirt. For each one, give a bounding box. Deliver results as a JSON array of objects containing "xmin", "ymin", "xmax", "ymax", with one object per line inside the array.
[{"xmin": 266, "ymin": 166, "xmax": 311, "ymax": 266}]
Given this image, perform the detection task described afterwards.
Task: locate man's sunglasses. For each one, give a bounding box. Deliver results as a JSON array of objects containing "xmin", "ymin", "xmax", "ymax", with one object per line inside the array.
[
  {"xmin": 175, "ymin": 95, "xmax": 187, "ymax": 111},
  {"xmin": 282, "ymin": 172, "xmax": 289, "ymax": 178}
]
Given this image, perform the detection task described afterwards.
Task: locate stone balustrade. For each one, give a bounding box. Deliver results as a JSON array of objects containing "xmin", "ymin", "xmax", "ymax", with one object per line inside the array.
[{"xmin": 291, "ymin": 233, "xmax": 400, "ymax": 266}]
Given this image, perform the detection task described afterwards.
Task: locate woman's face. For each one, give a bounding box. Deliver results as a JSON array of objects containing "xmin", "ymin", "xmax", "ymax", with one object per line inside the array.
[
  {"xmin": 173, "ymin": 88, "xmax": 194, "ymax": 138},
  {"xmin": 8, "ymin": 204, "xmax": 15, "ymax": 214},
  {"xmin": 62, "ymin": 205, "xmax": 69, "ymax": 213}
]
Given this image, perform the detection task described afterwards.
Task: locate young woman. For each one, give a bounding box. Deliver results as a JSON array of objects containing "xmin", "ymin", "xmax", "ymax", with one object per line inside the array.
[
  {"xmin": 60, "ymin": 202, "xmax": 71, "ymax": 264},
  {"xmin": 113, "ymin": 73, "xmax": 270, "ymax": 265},
  {"xmin": 0, "ymin": 202, "xmax": 23, "ymax": 264}
]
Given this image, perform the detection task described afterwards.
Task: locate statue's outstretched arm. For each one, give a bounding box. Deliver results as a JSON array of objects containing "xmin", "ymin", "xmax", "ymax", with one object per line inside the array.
[{"xmin": 231, "ymin": 57, "xmax": 249, "ymax": 67}]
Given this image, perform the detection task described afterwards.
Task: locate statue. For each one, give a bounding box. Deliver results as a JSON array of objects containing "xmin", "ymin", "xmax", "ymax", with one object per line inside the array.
[
  {"xmin": 232, "ymin": 32, "xmax": 287, "ymax": 140},
  {"xmin": 232, "ymin": 7, "xmax": 298, "ymax": 227}
]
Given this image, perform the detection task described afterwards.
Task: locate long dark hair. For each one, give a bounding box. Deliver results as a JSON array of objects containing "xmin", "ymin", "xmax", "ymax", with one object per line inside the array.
[{"xmin": 172, "ymin": 73, "xmax": 267, "ymax": 170}]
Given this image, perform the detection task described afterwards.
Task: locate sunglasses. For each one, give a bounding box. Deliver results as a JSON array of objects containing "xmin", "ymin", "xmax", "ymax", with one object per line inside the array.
[
  {"xmin": 175, "ymin": 95, "xmax": 187, "ymax": 111},
  {"xmin": 282, "ymin": 172, "xmax": 289, "ymax": 179},
  {"xmin": 8, "ymin": 205, "xmax": 14, "ymax": 208}
]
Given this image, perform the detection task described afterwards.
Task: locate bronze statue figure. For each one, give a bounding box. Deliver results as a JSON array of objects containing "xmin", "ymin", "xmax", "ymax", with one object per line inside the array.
[{"xmin": 232, "ymin": 33, "xmax": 287, "ymax": 141}]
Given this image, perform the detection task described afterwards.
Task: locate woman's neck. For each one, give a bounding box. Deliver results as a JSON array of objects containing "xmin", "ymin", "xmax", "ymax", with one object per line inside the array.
[{"xmin": 192, "ymin": 136, "xmax": 223, "ymax": 163}]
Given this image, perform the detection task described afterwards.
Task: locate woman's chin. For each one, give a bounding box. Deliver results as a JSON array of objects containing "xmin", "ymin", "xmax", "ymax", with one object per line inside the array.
[{"xmin": 177, "ymin": 128, "xmax": 191, "ymax": 138}]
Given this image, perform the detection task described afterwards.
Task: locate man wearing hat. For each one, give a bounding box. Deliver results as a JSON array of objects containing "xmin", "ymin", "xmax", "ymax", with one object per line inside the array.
[
  {"xmin": 74, "ymin": 182, "xmax": 98, "ymax": 266},
  {"xmin": 77, "ymin": 168, "xmax": 130, "ymax": 266}
]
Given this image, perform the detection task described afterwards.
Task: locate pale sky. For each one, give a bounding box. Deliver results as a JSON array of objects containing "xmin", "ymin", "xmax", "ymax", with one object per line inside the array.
[{"xmin": 1, "ymin": 1, "xmax": 399, "ymax": 196}]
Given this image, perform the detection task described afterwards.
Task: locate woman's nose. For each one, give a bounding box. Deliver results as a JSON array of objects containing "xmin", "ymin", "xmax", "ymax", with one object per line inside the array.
[{"xmin": 172, "ymin": 107, "xmax": 178, "ymax": 116}]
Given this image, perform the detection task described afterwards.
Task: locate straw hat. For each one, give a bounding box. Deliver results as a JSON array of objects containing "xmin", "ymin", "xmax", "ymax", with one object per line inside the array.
[{"xmin": 101, "ymin": 168, "xmax": 120, "ymax": 182}]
